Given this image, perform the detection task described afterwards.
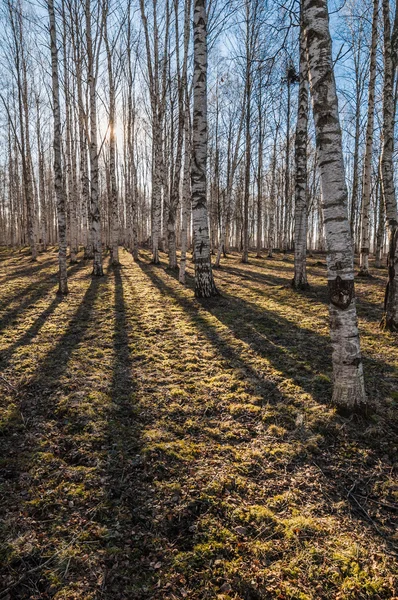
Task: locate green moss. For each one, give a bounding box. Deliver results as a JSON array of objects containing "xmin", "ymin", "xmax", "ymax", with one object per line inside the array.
[
  {"xmin": 1, "ymin": 249, "xmax": 397, "ymax": 600},
  {"xmin": 282, "ymin": 514, "xmax": 325, "ymax": 539},
  {"xmin": 233, "ymin": 504, "xmax": 276, "ymax": 525}
]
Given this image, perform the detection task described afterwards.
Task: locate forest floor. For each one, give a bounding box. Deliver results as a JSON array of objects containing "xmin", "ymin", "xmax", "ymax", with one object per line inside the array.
[{"xmin": 0, "ymin": 247, "xmax": 397, "ymax": 600}]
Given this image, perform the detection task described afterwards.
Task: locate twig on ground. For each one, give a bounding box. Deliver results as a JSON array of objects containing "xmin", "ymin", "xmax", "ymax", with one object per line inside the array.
[
  {"xmin": 0, "ymin": 506, "xmax": 103, "ymax": 598},
  {"xmin": 0, "ymin": 375, "xmax": 17, "ymax": 392}
]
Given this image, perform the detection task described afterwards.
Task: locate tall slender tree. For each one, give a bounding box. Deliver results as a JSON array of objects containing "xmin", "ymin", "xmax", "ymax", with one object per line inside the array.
[
  {"xmin": 47, "ymin": 0, "xmax": 68, "ymax": 294},
  {"xmin": 380, "ymin": 0, "xmax": 398, "ymax": 330},
  {"xmin": 191, "ymin": 0, "xmax": 217, "ymax": 297},
  {"xmin": 303, "ymin": 0, "xmax": 366, "ymax": 408},
  {"xmin": 292, "ymin": 15, "xmax": 309, "ymax": 289},
  {"xmin": 358, "ymin": 0, "xmax": 379, "ymax": 277}
]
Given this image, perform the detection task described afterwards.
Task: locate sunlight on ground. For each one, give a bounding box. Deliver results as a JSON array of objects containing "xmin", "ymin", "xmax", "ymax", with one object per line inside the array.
[{"xmin": 0, "ymin": 248, "xmax": 397, "ymax": 599}]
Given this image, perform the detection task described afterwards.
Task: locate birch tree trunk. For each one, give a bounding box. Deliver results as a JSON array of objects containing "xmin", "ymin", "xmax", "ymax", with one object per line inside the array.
[
  {"xmin": 293, "ymin": 19, "xmax": 309, "ymax": 289},
  {"xmin": 215, "ymin": 109, "xmax": 244, "ymax": 268},
  {"xmin": 191, "ymin": 0, "xmax": 217, "ymax": 297},
  {"xmin": 21, "ymin": 45, "xmax": 37, "ymax": 261},
  {"xmin": 283, "ymin": 73, "xmax": 291, "ymax": 260},
  {"xmin": 70, "ymin": 0, "xmax": 91, "ymax": 258},
  {"xmin": 167, "ymin": 0, "xmax": 191, "ymax": 270},
  {"xmin": 35, "ymin": 96, "xmax": 47, "ymax": 251},
  {"xmin": 241, "ymin": 9, "xmax": 251, "ymax": 265},
  {"xmin": 126, "ymin": 0, "xmax": 139, "ymax": 260},
  {"xmin": 61, "ymin": 0, "xmax": 77, "ymax": 263},
  {"xmin": 380, "ymin": 0, "xmax": 398, "ymax": 330},
  {"xmin": 86, "ymin": 0, "xmax": 104, "ymax": 276},
  {"xmin": 256, "ymin": 108, "xmax": 263, "ymax": 258},
  {"xmin": 8, "ymin": 1, "xmax": 37, "ymax": 260},
  {"xmin": 375, "ymin": 171, "xmax": 384, "ymax": 268},
  {"xmin": 104, "ymin": 12, "xmax": 119, "ymax": 265},
  {"xmin": 303, "ymin": 0, "xmax": 366, "ymax": 409},
  {"xmin": 139, "ymin": 0, "xmax": 169, "ymax": 265},
  {"xmin": 179, "ymin": 116, "xmax": 191, "ymax": 284},
  {"xmin": 267, "ymin": 127, "xmax": 279, "ymax": 258},
  {"xmin": 48, "ymin": 0, "xmax": 68, "ymax": 294},
  {"xmin": 359, "ymin": 0, "xmax": 378, "ymax": 277}
]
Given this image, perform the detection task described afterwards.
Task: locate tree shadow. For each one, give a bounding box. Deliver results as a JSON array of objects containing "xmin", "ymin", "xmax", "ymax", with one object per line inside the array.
[
  {"xmin": 136, "ymin": 260, "xmax": 398, "ymax": 560},
  {"xmin": 0, "ymin": 273, "xmax": 106, "ymax": 598},
  {"xmin": 1, "ymin": 252, "xmax": 397, "ymax": 599},
  {"xmin": 98, "ymin": 264, "xmax": 159, "ymax": 596},
  {"xmin": 0, "ymin": 260, "xmax": 86, "ymax": 335},
  {"xmin": 0, "ymin": 295, "xmax": 63, "ymax": 378},
  {"xmin": 0, "ymin": 256, "xmax": 55, "ymax": 283},
  {"xmin": 219, "ymin": 263, "xmax": 384, "ymax": 323},
  {"xmin": 146, "ymin": 260, "xmax": 396, "ymax": 409}
]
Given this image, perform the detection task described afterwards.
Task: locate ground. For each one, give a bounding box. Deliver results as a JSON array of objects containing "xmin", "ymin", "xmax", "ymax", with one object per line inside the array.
[{"xmin": 0, "ymin": 247, "xmax": 397, "ymax": 600}]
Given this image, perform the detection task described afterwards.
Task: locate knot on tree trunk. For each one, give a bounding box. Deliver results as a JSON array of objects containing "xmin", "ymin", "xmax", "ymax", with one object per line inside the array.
[{"xmin": 328, "ymin": 276, "xmax": 354, "ymax": 309}]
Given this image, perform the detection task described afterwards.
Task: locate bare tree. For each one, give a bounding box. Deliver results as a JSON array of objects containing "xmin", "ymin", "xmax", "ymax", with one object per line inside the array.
[
  {"xmin": 191, "ymin": 0, "xmax": 217, "ymax": 296},
  {"xmin": 292, "ymin": 14, "xmax": 309, "ymax": 289},
  {"xmin": 47, "ymin": 0, "xmax": 68, "ymax": 294},
  {"xmin": 303, "ymin": 0, "xmax": 366, "ymax": 408}
]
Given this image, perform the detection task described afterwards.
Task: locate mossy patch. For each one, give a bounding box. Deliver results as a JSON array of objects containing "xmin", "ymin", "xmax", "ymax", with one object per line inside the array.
[{"xmin": 0, "ymin": 248, "xmax": 397, "ymax": 599}]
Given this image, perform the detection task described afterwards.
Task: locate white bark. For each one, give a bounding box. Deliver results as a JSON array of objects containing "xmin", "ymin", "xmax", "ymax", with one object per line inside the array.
[
  {"xmin": 359, "ymin": 0, "xmax": 379, "ymax": 276},
  {"xmin": 179, "ymin": 120, "xmax": 191, "ymax": 284},
  {"xmin": 267, "ymin": 128, "xmax": 278, "ymax": 258},
  {"xmin": 104, "ymin": 12, "xmax": 119, "ymax": 265},
  {"xmin": 191, "ymin": 0, "xmax": 217, "ymax": 297},
  {"xmin": 380, "ymin": 0, "xmax": 398, "ymax": 330},
  {"xmin": 86, "ymin": 0, "xmax": 103, "ymax": 276},
  {"xmin": 293, "ymin": 20, "xmax": 309, "ymax": 289},
  {"xmin": 303, "ymin": 0, "xmax": 366, "ymax": 409},
  {"xmin": 48, "ymin": 0, "xmax": 68, "ymax": 294}
]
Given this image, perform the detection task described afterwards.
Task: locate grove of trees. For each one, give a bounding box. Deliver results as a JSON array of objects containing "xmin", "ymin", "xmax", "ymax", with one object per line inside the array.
[{"xmin": 1, "ymin": 0, "xmax": 398, "ymax": 409}]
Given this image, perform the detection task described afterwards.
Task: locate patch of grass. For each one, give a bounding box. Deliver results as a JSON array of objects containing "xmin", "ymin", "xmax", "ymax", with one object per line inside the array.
[{"xmin": 0, "ymin": 248, "xmax": 397, "ymax": 599}]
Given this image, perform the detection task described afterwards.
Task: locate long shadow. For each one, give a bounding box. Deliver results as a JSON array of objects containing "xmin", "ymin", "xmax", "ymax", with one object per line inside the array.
[
  {"xmin": 137, "ymin": 261, "xmax": 296, "ymax": 405},
  {"xmin": 137, "ymin": 261, "xmax": 398, "ymax": 558},
  {"xmin": 0, "ymin": 260, "xmax": 86, "ymax": 335},
  {"xmin": 219, "ymin": 264, "xmax": 385, "ymax": 324},
  {"xmin": 0, "ymin": 257, "xmax": 56, "ymax": 284},
  {"xmin": 98, "ymin": 265, "xmax": 159, "ymax": 597},
  {"xmin": 0, "ymin": 261, "xmax": 60, "ymax": 311},
  {"xmin": 0, "ymin": 295, "xmax": 63, "ymax": 378},
  {"xmin": 148, "ymin": 260, "xmax": 396, "ymax": 409},
  {"xmin": 0, "ymin": 274, "xmax": 105, "ymax": 597}
]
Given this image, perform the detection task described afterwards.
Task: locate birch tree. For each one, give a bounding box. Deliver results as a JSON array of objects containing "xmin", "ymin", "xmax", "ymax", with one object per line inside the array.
[
  {"xmin": 104, "ymin": 2, "xmax": 120, "ymax": 265},
  {"xmin": 86, "ymin": 0, "xmax": 104, "ymax": 276},
  {"xmin": 292, "ymin": 15, "xmax": 309, "ymax": 289},
  {"xmin": 380, "ymin": 0, "xmax": 398, "ymax": 330},
  {"xmin": 7, "ymin": 0, "xmax": 37, "ymax": 260},
  {"xmin": 139, "ymin": 0, "xmax": 170, "ymax": 264},
  {"xmin": 191, "ymin": 0, "xmax": 217, "ymax": 297},
  {"xmin": 303, "ymin": 0, "xmax": 366, "ymax": 408},
  {"xmin": 48, "ymin": 0, "xmax": 68, "ymax": 294},
  {"xmin": 358, "ymin": 0, "xmax": 379, "ymax": 277}
]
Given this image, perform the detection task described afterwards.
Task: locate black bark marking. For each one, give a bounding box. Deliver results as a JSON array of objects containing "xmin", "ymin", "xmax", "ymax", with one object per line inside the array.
[{"xmin": 328, "ymin": 276, "xmax": 354, "ymax": 309}]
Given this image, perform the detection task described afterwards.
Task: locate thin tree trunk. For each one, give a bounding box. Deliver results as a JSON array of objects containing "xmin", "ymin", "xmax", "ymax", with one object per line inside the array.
[
  {"xmin": 267, "ymin": 125, "xmax": 279, "ymax": 258},
  {"xmin": 86, "ymin": 0, "xmax": 104, "ymax": 276},
  {"xmin": 359, "ymin": 0, "xmax": 379, "ymax": 276},
  {"xmin": 283, "ymin": 74, "xmax": 291, "ymax": 259},
  {"xmin": 48, "ymin": 0, "xmax": 68, "ymax": 294},
  {"xmin": 191, "ymin": 0, "xmax": 217, "ymax": 297},
  {"xmin": 375, "ymin": 170, "xmax": 384, "ymax": 267},
  {"xmin": 104, "ymin": 12, "xmax": 119, "ymax": 265},
  {"xmin": 179, "ymin": 116, "xmax": 191, "ymax": 284},
  {"xmin": 36, "ymin": 97, "xmax": 47, "ymax": 251},
  {"xmin": 293, "ymin": 19, "xmax": 309, "ymax": 289},
  {"xmin": 380, "ymin": 0, "xmax": 398, "ymax": 329}
]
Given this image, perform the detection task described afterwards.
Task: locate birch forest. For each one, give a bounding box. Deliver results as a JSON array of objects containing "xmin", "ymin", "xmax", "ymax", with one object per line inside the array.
[{"xmin": 0, "ymin": 0, "xmax": 398, "ymax": 597}]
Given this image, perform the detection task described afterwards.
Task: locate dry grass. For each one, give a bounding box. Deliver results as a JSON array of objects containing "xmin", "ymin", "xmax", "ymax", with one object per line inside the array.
[{"xmin": 0, "ymin": 247, "xmax": 397, "ymax": 599}]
